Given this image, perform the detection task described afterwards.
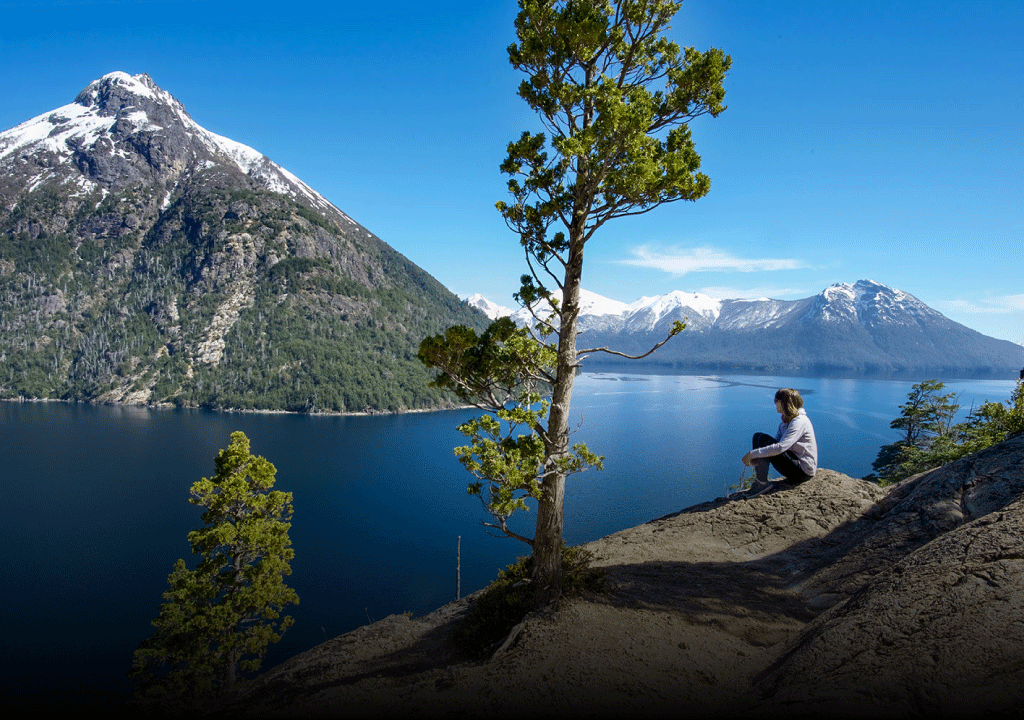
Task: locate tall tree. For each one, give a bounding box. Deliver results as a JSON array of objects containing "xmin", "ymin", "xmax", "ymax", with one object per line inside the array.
[
  {"xmin": 130, "ymin": 431, "xmax": 298, "ymax": 706},
  {"xmin": 421, "ymin": 0, "xmax": 729, "ymax": 602}
]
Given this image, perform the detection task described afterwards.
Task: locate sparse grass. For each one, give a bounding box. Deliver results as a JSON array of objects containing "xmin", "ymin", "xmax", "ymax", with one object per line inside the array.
[
  {"xmin": 728, "ymin": 468, "xmax": 758, "ymax": 495},
  {"xmin": 454, "ymin": 544, "xmax": 605, "ymax": 654}
]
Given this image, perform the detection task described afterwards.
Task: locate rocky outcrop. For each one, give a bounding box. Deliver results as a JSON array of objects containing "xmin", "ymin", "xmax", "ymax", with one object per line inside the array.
[
  {"xmin": 752, "ymin": 432, "xmax": 1024, "ymax": 717},
  {"xmin": 227, "ymin": 434, "xmax": 1024, "ymax": 718}
]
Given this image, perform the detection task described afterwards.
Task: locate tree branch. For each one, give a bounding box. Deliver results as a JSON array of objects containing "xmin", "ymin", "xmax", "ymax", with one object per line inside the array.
[
  {"xmin": 578, "ymin": 320, "xmax": 686, "ymax": 361},
  {"xmin": 481, "ymin": 520, "xmax": 534, "ymax": 547}
]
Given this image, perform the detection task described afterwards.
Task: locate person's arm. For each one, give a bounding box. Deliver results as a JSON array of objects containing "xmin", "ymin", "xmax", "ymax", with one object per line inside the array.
[{"xmin": 748, "ymin": 416, "xmax": 805, "ymax": 460}]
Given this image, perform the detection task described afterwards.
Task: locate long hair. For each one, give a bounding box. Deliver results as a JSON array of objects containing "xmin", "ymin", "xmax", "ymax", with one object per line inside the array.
[{"xmin": 775, "ymin": 388, "xmax": 803, "ymax": 422}]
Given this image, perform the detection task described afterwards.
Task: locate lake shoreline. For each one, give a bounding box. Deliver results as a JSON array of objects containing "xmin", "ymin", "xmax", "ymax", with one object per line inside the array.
[{"xmin": 0, "ymin": 395, "xmax": 475, "ymax": 417}]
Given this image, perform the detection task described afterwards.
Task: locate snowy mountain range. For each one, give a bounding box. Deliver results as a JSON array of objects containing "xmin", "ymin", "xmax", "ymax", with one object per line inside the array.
[
  {"xmin": 2, "ymin": 71, "xmax": 1019, "ymax": 399},
  {"xmin": 467, "ymin": 281, "xmax": 1024, "ymax": 375}
]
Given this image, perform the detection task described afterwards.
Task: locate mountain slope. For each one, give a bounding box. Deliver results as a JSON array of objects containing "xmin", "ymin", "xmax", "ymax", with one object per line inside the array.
[
  {"xmin": 472, "ymin": 280, "xmax": 1023, "ymax": 375},
  {"xmin": 0, "ymin": 72, "xmax": 486, "ymax": 412}
]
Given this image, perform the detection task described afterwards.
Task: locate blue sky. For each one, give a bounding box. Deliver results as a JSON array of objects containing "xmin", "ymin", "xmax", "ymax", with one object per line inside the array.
[{"xmin": 2, "ymin": 0, "xmax": 1022, "ymax": 345}]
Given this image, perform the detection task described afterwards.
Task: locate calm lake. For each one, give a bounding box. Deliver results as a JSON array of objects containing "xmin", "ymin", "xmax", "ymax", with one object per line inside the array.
[{"xmin": 2, "ymin": 370, "xmax": 1018, "ymax": 710}]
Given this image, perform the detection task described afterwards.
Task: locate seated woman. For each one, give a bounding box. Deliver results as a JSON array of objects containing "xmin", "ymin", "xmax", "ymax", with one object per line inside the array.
[{"xmin": 741, "ymin": 388, "xmax": 818, "ymax": 496}]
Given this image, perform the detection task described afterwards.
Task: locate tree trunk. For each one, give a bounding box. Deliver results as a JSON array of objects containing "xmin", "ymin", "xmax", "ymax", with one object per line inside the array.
[
  {"xmin": 531, "ymin": 232, "xmax": 585, "ymax": 604},
  {"xmin": 224, "ymin": 646, "xmax": 237, "ymax": 694},
  {"xmin": 223, "ymin": 552, "xmax": 243, "ymax": 693}
]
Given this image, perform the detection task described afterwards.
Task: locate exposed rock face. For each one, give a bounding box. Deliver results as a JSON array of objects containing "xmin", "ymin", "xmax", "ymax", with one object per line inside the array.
[{"xmin": 226, "ymin": 434, "xmax": 1024, "ymax": 718}]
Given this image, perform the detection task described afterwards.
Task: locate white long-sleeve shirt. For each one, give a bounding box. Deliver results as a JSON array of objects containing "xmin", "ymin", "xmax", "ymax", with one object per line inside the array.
[{"xmin": 748, "ymin": 408, "xmax": 818, "ymax": 476}]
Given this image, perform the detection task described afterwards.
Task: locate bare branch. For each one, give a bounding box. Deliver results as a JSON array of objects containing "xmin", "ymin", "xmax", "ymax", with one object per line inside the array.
[
  {"xmin": 579, "ymin": 321, "xmax": 686, "ymax": 361},
  {"xmin": 481, "ymin": 521, "xmax": 534, "ymax": 547}
]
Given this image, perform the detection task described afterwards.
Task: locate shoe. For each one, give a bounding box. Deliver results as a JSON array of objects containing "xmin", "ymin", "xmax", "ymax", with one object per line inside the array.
[{"xmin": 746, "ymin": 479, "xmax": 773, "ymax": 497}]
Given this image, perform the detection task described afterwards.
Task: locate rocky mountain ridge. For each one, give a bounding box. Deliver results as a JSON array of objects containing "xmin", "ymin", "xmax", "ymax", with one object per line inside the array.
[
  {"xmin": 469, "ymin": 279, "xmax": 1024, "ymax": 375},
  {"xmin": 226, "ymin": 432, "xmax": 1024, "ymax": 717},
  {"xmin": 0, "ymin": 72, "xmax": 486, "ymax": 411}
]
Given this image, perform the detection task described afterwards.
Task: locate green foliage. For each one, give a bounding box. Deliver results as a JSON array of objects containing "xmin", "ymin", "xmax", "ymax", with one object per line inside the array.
[
  {"xmin": 870, "ymin": 379, "xmax": 959, "ymax": 483},
  {"xmin": 293, "ymin": 203, "xmax": 334, "ymax": 231},
  {"xmin": 871, "ymin": 379, "xmax": 1024, "ymax": 485},
  {"xmin": 419, "ymin": 317, "xmax": 556, "ymax": 406},
  {"xmin": 454, "ymin": 544, "xmax": 605, "ymax": 653},
  {"xmin": 496, "ymin": 0, "xmax": 730, "ymax": 255},
  {"xmin": 455, "ymin": 395, "xmax": 604, "ymax": 542},
  {"xmin": 421, "ymin": 318, "xmax": 604, "ymax": 543},
  {"xmin": 890, "ymin": 379, "xmax": 958, "ymax": 449},
  {"xmin": 130, "ymin": 432, "xmax": 298, "ymax": 708},
  {"xmin": 958, "ymin": 381, "xmax": 1024, "ymax": 451}
]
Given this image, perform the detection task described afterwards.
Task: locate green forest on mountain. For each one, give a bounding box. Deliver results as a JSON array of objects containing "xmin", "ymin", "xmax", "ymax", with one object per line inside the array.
[{"xmin": 0, "ymin": 180, "xmax": 487, "ymax": 413}]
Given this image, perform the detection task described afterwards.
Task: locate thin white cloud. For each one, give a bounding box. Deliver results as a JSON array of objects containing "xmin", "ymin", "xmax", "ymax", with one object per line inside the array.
[
  {"xmin": 618, "ymin": 245, "xmax": 810, "ymax": 276},
  {"xmin": 937, "ymin": 294, "xmax": 1024, "ymax": 315}
]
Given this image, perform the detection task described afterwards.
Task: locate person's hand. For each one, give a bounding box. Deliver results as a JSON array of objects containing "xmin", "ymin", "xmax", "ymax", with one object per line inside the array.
[{"xmin": 741, "ymin": 451, "xmax": 753, "ymax": 467}]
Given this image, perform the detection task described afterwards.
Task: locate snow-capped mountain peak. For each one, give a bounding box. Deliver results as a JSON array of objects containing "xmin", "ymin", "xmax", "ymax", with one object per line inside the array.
[
  {"xmin": 579, "ymin": 288, "xmax": 630, "ymax": 317},
  {"xmin": 465, "ymin": 293, "xmax": 515, "ymax": 320},
  {"xmin": 467, "ymin": 287, "xmax": 721, "ymax": 332},
  {"xmin": 813, "ymin": 279, "xmax": 938, "ymax": 327},
  {"xmin": 0, "ymin": 72, "xmax": 347, "ymax": 222},
  {"xmin": 467, "ymin": 288, "xmax": 629, "ymax": 322},
  {"xmin": 628, "ymin": 290, "xmax": 722, "ymax": 326}
]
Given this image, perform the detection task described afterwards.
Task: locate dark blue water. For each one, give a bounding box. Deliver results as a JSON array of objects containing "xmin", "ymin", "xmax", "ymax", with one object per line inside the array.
[{"xmin": 2, "ymin": 372, "xmax": 1016, "ymax": 710}]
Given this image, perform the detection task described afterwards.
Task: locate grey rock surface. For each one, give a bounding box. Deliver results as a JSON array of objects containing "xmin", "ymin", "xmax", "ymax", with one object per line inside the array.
[{"xmin": 753, "ymin": 432, "xmax": 1024, "ymax": 717}]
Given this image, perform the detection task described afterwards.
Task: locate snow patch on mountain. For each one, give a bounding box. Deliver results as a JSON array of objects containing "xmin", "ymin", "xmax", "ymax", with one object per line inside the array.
[
  {"xmin": 468, "ymin": 287, "xmax": 725, "ymax": 332},
  {"xmin": 466, "ymin": 293, "xmax": 515, "ymax": 320},
  {"xmin": 1, "ymin": 101, "xmax": 108, "ymax": 162},
  {"xmin": 467, "ymin": 279, "xmax": 960, "ymax": 338},
  {"xmin": 625, "ymin": 290, "xmax": 721, "ymax": 331},
  {"xmin": 579, "ymin": 289, "xmax": 631, "ymax": 317},
  {"xmin": 466, "ymin": 288, "xmax": 631, "ymax": 324}
]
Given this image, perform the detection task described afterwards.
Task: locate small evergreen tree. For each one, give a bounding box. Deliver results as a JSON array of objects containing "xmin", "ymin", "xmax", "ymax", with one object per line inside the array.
[
  {"xmin": 130, "ymin": 431, "xmax": 298, "ymax": 708},
  {"xmin": 946, "ymin": 378, "xmax": 1024, "ymax": 461},
  {"xmin": 871, "ymin": 379, "xmax": 1023, "ymax": 485},
  {"xmin": 871, "ymin": 380, "xmax": 959, "ymax": 482},
  {"xmin": 890, "ymin": 379, "xmax": 959, "ymax": 449}
]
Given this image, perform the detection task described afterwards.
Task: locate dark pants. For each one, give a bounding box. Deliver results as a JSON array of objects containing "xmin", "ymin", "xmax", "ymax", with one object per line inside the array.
[{"xmin": 751, "ymin": 432, "xmax": 812, "ymax": 484}]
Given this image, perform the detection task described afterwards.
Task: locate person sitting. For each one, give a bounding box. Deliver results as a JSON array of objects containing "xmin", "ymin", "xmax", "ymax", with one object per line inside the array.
[{"xmin": 741, "ymin": 388, "xmax": 818, "ymax": 496}]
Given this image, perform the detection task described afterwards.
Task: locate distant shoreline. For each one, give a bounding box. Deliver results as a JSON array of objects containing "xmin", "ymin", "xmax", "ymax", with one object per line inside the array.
[
  {"xmin": 0, "ymin": 396, "xmax": 474, "ymax": 417},
  {"xmin": 4, "ymin": 365, "xmax": 1019, "ymax": 417}
]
